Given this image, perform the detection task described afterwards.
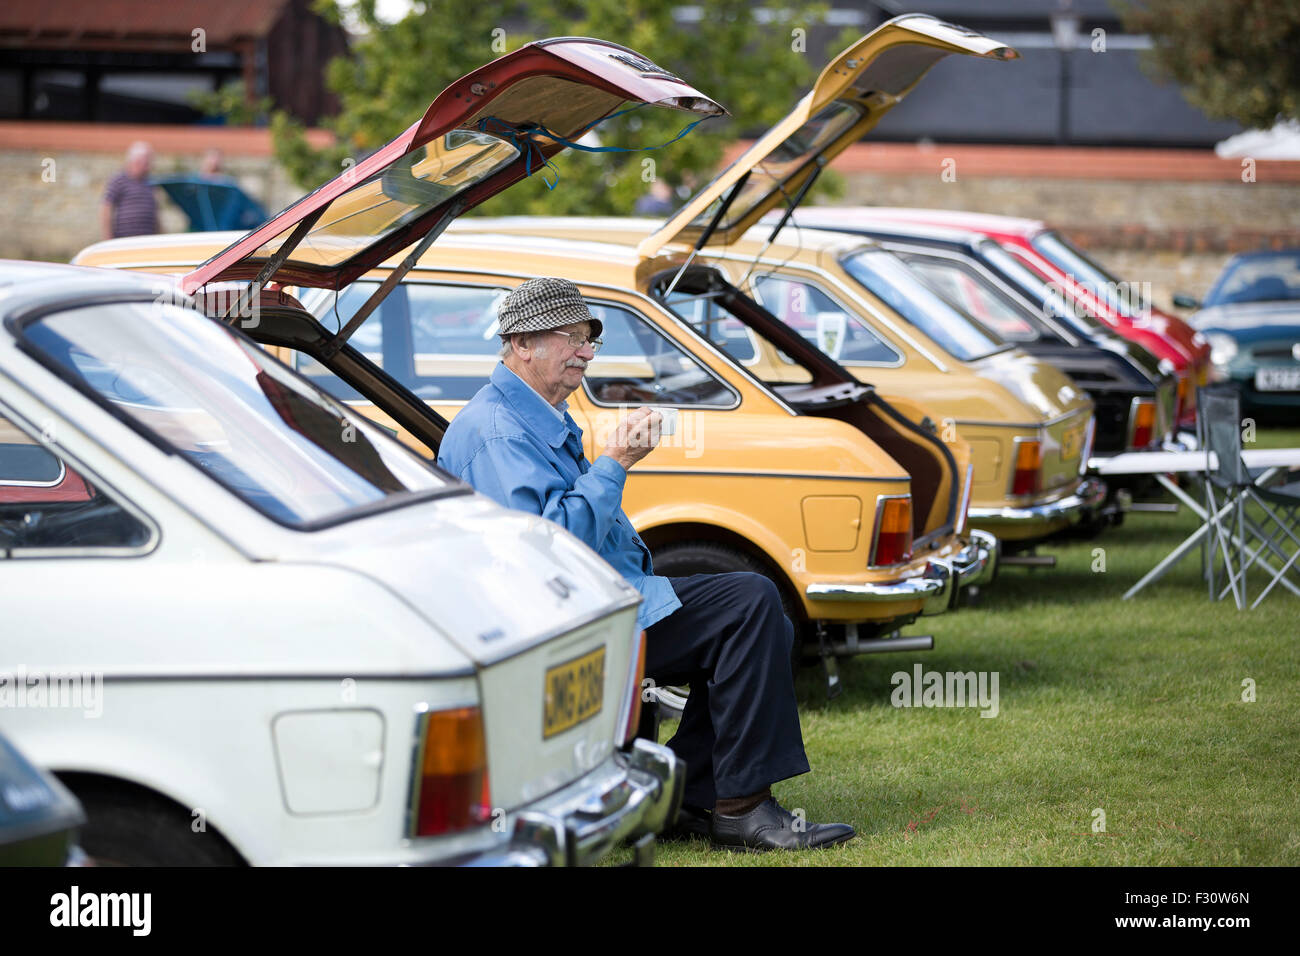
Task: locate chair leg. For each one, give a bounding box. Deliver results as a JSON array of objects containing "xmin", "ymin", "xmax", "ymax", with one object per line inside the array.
[
  {"xmin": 1242, "ymin": 491, "xmax": 1300, "ymax": 608},
  {"xmin": 1236, "ymin": 493, "xmax": 1247, "ymax": 607},
  {"xmin": 1251, "ymin": 544, "xmax": 1300, "ymax": 608},
  {"xmin": 1210, "ymin": 490, "xmax": 1246, "ymax": 609}
]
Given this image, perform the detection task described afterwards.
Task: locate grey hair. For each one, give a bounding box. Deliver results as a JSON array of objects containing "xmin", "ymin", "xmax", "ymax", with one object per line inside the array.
[{"xmin": 500, "ymin": 331, "xmax": 548, "ymax": 359}]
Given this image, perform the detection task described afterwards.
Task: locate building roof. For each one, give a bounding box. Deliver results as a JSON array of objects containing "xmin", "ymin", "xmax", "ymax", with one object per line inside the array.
[{"xmin": 0, "ymin": 0, "xmax": 290, "ymax": 48}]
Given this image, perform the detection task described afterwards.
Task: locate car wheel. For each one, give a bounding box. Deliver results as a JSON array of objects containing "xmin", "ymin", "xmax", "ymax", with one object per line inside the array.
[
  {"xmin": 649, "ymin": 540, "xmax": 807, "ymax": 720},
  {"xmin": 63, "ymin": 777, "xmax": 244, "ymax": 866}
]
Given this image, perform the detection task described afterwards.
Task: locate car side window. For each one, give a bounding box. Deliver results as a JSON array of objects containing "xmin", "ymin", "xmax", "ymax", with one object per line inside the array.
[
  {"xmin": 583, "ymin": 302, "xmax": 738, "ymax": 407},
  {"xmin": 0, "ymin": 408, "xmax": 152, "ymax": 556},
  {"xmin": 751, "ymin": 274, "xmax": 902, "ymax": 365},
  {"xmin": 663, "ymin": 293, "xmax": 758, "ymax": 363},
  {"xmin": 301, "ymin": 281, "xmax": 508, "ymax": 402},
  {"xmin": 901, "ymin": 256, "xmax": 1038, "ymax": 341}
]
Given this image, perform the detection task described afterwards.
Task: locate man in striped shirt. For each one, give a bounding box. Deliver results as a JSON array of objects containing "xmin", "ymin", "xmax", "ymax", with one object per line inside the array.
[{"xmin": 100, "ymin": 142, "xmax": 159, "ymax": 239}]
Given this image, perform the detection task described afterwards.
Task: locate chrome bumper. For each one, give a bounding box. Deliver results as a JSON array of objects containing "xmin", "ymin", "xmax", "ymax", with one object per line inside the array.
[
  {"xmin": 968, "ymin": 477, "xmax": 1107, "ymax": 526},
  {"xmin": 955, "ymin": 529, "xmax": 999, "ymax": 591},
  {"xmin": 806, "ymin": 559, "xmax": 955, "ymax": 616},
  {"xmin": 806, "ymin": 567, "xmax": 947, "ymax": 605},
  {"xmin": 461, "ymin": 739, "xmax": 683, "ymax": 867},
  {"xmin": 804, "ymin": 529, "xmax": 999, "ymax": 617}
]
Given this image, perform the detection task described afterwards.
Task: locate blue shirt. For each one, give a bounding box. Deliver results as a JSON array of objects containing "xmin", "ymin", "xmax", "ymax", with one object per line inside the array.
[{"xmin": 437, "ymin": 363, "xmax": 682, "ymax": 631}]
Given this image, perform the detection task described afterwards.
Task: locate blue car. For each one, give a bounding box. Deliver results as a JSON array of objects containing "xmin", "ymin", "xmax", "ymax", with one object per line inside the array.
[
  {"xmin": 152, "ymin": 175, "xmax": 268, "ymax": 232},
  {"xmin": 1177, "ymin": 249, "xmax": 1300, "ymax": 421}
]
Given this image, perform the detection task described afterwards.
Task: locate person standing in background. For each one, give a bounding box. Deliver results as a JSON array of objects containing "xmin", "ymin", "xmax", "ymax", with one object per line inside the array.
[
  {"xmin": 198, "ymin": 148, "xmax": 227, "ymax": 180},
  {"xmin": 100, "ymin": 142, "xmax": 159, "ymax": 239}
]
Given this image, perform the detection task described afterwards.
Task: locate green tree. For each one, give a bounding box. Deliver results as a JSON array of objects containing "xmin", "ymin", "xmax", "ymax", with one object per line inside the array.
[
  {"xmin": 190, "ymin": 80, "xmax": 274, "ymax": 126},
  {"xmin": 1117, "ymin": 0, "xmax": 1300, "ymax": 128},
  {"xmin": 272, "ymin": 0, "xmax": 836, "ymax": 215}
]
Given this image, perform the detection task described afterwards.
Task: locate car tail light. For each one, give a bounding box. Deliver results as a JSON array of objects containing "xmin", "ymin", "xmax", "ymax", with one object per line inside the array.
[
  {"xmin": 411, "ymin": 706, "xmax": 491, "ymax": 837},
  {"xmin": 870, "ymin": 494, "xmax": 913, "ymax": 566},
  {"xmin": 622, "ymin": 630, "xmax": 648, "ymax": 746},
  {"xmin": 1010, "ymin": 439, "xmax": 1042, "ymax": 497},
  {"xmin": 955, "ymin": 463, "xmax": 974, "ymax": 535},
  {"xmin": 1129, "ymin": 399, "xmax": 1157, "ymax": 450}
]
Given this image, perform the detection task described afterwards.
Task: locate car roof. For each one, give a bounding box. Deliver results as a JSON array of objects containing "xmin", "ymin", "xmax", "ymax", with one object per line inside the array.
[
  {"xmin": 0, "ymin": 259, "xmax": 189, "ymax": 325},
  {"xmin": 857, "ymin": 207, "xmax": 1047, "ymax": 235},
  {"xmin": 75, "ymin": 231, "xmax": 648, "ymax": 291},
  {"xmin": 783, "ymin": 211, "xmax": 986, "ymax": 247}
]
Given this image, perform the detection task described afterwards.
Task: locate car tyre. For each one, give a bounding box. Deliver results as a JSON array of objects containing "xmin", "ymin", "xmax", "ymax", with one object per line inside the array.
[
  {"xmin": 649, "ymin": 540, "xmax": 807, "ymax": 720},
  {"xmin": 63, "ymin": 777, "xmax": 244, "ymax": 866}
]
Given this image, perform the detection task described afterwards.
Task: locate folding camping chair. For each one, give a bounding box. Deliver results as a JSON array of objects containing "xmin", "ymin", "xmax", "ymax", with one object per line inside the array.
[{"xmin": 1198, "ymin": 387, "xmax": 1300, "ymax": 609}]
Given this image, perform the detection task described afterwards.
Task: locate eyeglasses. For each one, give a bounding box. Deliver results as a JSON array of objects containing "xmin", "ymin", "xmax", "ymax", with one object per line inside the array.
[{"xmin": 547, "ymin": 329, "xmax": 604, "ymax": 353}]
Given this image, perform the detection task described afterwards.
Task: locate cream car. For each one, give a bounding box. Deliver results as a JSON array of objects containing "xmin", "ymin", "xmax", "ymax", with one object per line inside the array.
[{"xmin": 9, "ymin": 35, "xmax": 731, "ymax": 865}]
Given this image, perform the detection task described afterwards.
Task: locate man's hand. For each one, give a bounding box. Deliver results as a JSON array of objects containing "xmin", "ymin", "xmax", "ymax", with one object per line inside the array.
[{"xmin": 603, "ymin": 406, "xmax": 663, "ymax": 471}]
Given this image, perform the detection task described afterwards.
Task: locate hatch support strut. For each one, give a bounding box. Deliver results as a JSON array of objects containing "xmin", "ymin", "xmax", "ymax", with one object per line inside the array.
[
  {"xmin": 221, "ymin": 207, "xmax": 325, "ymax": 325},
  {"xmin": 660, "ymin": 170, "xmax": 751, "ymax": 301},
  {"xmin": 738, "ymin": 158, "xmax": 825, "ymax": 289},
  {"xmin": 321, "ymin": 201, "xmax": 466, "ymax": 357}
]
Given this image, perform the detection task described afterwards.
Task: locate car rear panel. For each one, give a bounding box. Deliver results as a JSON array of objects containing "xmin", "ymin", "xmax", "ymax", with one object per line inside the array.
[
  {"xmin": 476, "ymin": 606, "xmax": 639, "ymax": 810},
  {"xmin": 1040, "ymin": 406, "xmax": 1092, "ymax": 494}
]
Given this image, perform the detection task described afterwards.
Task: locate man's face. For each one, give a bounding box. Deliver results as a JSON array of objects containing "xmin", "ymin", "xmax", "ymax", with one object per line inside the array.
[
  {"xmin": 127, "ymin": 150, "xmax": 152, "ymax": 179},
  {"xmin": 526, "ymin": 320, "xmax": 596, "ymax": 400}
]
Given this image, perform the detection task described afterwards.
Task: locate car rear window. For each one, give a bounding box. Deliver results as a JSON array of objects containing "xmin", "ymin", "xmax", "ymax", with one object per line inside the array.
[
  {"xmin": 841, "ymin": 248, "xmax": 1007, "ymax": 362},
  {"xmin": 20, "ymin": 300, "xmax": 453, "ymax": 529}
]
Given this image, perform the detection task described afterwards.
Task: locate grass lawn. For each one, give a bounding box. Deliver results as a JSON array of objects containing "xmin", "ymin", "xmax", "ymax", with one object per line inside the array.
[{"xmin": 653, "ymin": 427, "xmax": 1300, "ymax": 866}]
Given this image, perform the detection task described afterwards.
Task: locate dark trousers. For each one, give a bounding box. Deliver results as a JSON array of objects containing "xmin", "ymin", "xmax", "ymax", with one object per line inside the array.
[{"xmin": 644, "ymin": 572, "xmax": 810, "ymax": 808}]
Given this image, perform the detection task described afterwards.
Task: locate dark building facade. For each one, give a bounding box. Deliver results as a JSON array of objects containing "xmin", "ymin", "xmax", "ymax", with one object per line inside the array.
[
  {"xmin": 754, "ymin": 0, "xmax": 1244, "ymax": 147},
  {"xmin": 0, "ymin": 0, "xmax": 348, "ymax": 125}
]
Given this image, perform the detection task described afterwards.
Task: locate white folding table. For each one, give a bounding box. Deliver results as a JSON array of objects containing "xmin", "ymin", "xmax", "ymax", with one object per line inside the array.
[{"xmin": 1089, "ymin": 449, "xmax": 1300, "ymax": 600}]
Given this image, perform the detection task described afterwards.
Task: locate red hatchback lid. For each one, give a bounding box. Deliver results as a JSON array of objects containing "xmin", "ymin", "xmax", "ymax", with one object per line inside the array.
[{"xmin": 181, "ymin": 38, "xmax": 724, "ymax": 296}]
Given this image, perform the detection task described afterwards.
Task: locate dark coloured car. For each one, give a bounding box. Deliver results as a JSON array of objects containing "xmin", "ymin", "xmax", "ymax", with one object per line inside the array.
[
  {"xmin": 1177, "ymin": 249, "xmax": 1300, "ymax": 422},
  {"xmin": 781, "ymin": 212, "xmax": 1182, "ymax": 461},
  {"xmin": 0, "ymin": 732, "xmax": 85, "ymax": 866}
]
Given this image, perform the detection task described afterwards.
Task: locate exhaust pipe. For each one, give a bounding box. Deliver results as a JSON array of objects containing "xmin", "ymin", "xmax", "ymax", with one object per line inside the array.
[
  {"xmin": 1000, "ymin": 554, "xmax": 1057, "ymax": 568},
  {"xmin": 828, "ymin": 634, "xmax": 935, "ymax": 656}
]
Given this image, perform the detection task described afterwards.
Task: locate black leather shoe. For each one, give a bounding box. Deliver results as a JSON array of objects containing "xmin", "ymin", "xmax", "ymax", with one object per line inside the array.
[
  {"xmin": 661, "ymin": 804, "xmax": 712, "ymax": 842},
  {"xmin": 710, "ymin": 798, "xmax": 855, "ymax": 851}
]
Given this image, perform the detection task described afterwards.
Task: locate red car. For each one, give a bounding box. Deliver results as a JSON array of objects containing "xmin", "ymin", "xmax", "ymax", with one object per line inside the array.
[{"xmin": 852, "ymin": 209, "xmax": 1211, "ymax": 429}]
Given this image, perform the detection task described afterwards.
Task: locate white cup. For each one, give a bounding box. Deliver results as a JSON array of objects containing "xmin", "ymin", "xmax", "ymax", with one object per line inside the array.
[{"xmin": 649, "ymin": 406, "xmax": 678, "ymax": 436}]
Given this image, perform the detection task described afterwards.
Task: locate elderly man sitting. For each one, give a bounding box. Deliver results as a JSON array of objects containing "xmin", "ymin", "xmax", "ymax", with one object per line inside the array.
[{"xmin": 438, "ymin": 277, "xmax": 854, "ymax": 851}]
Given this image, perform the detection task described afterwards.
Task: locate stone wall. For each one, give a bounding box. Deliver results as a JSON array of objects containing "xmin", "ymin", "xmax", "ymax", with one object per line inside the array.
[
  {"xmin": 824, "ymin": 170, "xmax": 1300, "ymax": 311},
  {"xmin": 3, "ymin": 131, "xmax": 1298, "ymax": 320},
  {"xmin": 0, "ymin": 147, "xmax": 301, "ymax": 263}
]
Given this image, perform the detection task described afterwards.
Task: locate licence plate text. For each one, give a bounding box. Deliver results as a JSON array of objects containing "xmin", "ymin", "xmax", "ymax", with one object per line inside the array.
[
  {"xmin": 1060, "ymin": 424, "xmax": 1084, "ymax": 461},
  {"xmin": 543, "ymin": 646, "xmax": 606, "ymax": 739},
  {"xmin": 1255, "ymin": 367, "xmax": 1300, "ymax": 392}
]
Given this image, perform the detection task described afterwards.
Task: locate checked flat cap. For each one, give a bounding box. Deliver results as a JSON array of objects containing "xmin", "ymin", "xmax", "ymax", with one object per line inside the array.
[{"xmin": 497, "ymin": 277, "xmax": 602, "ymax": 340}]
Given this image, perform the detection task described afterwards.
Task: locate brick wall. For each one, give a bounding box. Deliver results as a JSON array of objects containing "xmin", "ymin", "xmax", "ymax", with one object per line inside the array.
[
  {"xmin": 4, "ymin": 128, "xmax": 1298, "ymax": 317},
  {"xmin": 0, "ymin": 123, "xmax": 324, "ymax": 263},
  {"xmin": 822, "ymin": 170, "xmax": 1300, "ymax": 309},
  {"xmin": 1, "ymin": 148, "xmax": 302, "ymax": 263}
]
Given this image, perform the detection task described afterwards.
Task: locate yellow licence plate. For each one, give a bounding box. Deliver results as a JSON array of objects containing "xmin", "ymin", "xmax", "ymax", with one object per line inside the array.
[
  {"xmin": 543, "ymin": 646, "xmax": 606, "ymax": 739},
  {"xmin": 1060, "ymin": 424, "xmax": 1084, "ymax": 461}
]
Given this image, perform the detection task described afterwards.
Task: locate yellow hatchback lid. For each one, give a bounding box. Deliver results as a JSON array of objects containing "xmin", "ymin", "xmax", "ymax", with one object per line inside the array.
[{"xmin": 636, "ymin": 14, "xmax": 1017, "ymax": 260}]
